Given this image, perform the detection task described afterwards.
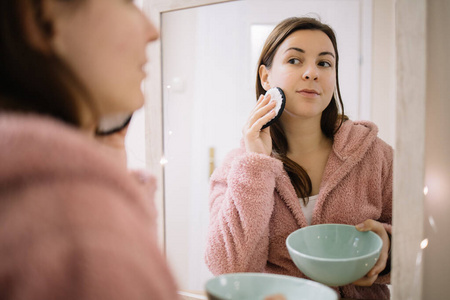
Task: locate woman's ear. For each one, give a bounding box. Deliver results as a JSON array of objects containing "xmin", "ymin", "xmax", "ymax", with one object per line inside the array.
[
  {"xmin": 259, "ymin": 65, "xmax": 271, "ymax": 92},
  {"xmin": 21, "ymin": 0, "xmax": 55, "ymax": 54}
]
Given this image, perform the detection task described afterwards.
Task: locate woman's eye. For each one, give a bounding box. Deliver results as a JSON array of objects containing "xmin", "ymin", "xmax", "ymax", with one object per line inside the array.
[
  {"xmin": 288, "ymin": 58, "xmax": 301, "ymax": 65},
  {"xmin": 318, "ymin": 61, "xmax": 332, "ymax": 67}
]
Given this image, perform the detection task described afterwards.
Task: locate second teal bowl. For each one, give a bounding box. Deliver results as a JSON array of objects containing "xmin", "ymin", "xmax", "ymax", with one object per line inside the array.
[
  {"xmin": 286, "ymin": 224, "xmax": 383, "ymax": 286},
  {"xmin": 205, "ymin": 272, "xmax": 338, "ymax": 300}
]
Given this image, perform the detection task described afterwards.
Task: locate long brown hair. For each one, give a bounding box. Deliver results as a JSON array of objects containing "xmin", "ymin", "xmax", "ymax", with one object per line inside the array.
[
  {"xmin": 256, "ymin": 17, "xmax": 347, "ymax": 203},
  {"xmin": 0, "ymin": 0, "xmax": 91, "ymax": 127}
]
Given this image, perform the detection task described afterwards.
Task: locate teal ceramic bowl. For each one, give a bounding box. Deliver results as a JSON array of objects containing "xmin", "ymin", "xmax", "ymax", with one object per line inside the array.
[
  {"xmin": 286, "ymin": 224, "xmax": 383, "ymax": 286},
  {"xmin": 205, "ymin": 273, "xmax": 338, "ymax": 300}
]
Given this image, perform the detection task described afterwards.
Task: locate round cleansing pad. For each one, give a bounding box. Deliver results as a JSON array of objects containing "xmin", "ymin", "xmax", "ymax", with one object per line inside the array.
[{"xmin": 261, "ymin": 87, "xmax": 286, "ymax": 130}]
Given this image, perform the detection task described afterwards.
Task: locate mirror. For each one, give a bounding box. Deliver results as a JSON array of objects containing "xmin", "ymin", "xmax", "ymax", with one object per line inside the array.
[
  {"xmin": 159, "ymin": 0, "xmax": 395, "ymax": 293},
  {"xmin": 139, "ymin": 0, "xmax": 426, "ymax": 298}
]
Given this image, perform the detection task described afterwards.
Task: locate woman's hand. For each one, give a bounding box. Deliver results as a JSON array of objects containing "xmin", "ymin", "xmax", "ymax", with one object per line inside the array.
[
  {"xmin": 352, "ymin": 219, "xmax": 391, "ymax": 286},
  {"xmin": 243, "ymin": 94, "xmax": 276, "ymax": 156}
]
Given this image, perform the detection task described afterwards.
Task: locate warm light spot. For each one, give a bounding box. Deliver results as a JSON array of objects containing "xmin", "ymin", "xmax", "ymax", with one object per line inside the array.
[
  {"xmin": 169, "ymin": 130, "xmax": 173, "ymax": 136},
  {"xmin": 160, "ymin": 157, "xmax": 168, "ymax": 165},
  {"xmin": 428, "ymin": 216, "xmax": 437, "ymax": 232},
  {"xmin": 420, "ymin": 238, "xmax": 429, "ymax": 249},
  {"xmin": 166, "ymin": 85, "xmax": 172, "ymax": 89},
  {"xmin": 423, "ymin": 186, "xmax": 429, "ymax": 196}
]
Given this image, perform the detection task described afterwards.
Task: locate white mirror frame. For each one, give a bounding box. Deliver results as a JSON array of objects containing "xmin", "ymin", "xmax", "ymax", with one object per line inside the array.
[
  {"xmin": 392, "ymin": 0, "xmax": 426, "ymax": 299},
  {"xmin": 142, "ymin": 0, "xmax": 427, "ymax": 299}
]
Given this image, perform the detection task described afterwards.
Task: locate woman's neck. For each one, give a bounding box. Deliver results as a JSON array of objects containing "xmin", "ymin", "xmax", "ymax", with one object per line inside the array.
[
  {"xmin": 79, "ymin": 113, "xmax": 130, "ymax": 168},
  {"xmin": 282, "ymin": 115, "xmax": 331, "ymax": 156}
]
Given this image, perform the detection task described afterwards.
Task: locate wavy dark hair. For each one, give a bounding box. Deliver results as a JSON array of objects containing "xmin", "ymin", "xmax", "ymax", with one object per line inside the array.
[
  {"xmin": 0, "ymin": 0, "xmax": 91, "ymax": 127},
  {"xmin": 256, "ymin": 17, "xmax": 348, "ymax": 203}
]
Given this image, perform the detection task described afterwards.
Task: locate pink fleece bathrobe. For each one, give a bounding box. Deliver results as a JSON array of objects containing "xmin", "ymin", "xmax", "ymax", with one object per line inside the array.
[
  {"xmin": 205, "ymin": 120, "xmax": 393, "ymax": 300},
  {"xmin": 0, "ymin": 114, "xmax": 179, "ymax": 300}
]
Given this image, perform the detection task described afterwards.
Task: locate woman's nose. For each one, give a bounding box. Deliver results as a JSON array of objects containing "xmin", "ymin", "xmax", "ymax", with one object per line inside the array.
[
  {"xmin": 142, "ymin": 12, "xmax": 159, "ymax": 43},
  {"xmin": 302, "ymin": 64, "xmax": 318, "ymax": 81}
]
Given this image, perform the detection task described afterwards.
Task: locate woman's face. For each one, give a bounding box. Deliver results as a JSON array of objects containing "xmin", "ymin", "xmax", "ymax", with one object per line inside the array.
[
  {"xmin": 50, "ymin": 0, "xmax": 158, "ymax": 117},
  {"xmin": 260, "ymin": 30, "xmax": 336, "ymax": 121}
]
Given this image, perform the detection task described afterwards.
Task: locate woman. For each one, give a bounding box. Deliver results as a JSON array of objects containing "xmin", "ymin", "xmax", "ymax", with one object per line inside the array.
[
  {"xmin": 0, "ymin": 0, "xmax": 178, "ymax": 299},
  {"xmin": 205, "ymin": 17, "xmax": 392, "ymax": 299}
]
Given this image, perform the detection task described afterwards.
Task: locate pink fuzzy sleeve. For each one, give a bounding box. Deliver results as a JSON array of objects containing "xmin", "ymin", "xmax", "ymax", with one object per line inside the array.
[{"xmin": 205, "ymin": 149, "xmax": 284, "ymax": 275}]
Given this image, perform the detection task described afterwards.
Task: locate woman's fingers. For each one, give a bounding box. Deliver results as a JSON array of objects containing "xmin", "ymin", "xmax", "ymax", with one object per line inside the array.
[
  {"xmin": 246, "ymin": 94, "xmax": 267, "ymax": 120},
  {"xmin": 246, "ymin": 95, "xmax": 275, "ymax": 132},
  {"xmin": 352, "ymin": 273, "xmax": 378, "ymax": 287},
  {"xmin": 252, "ymin": 94, "xmax": 274, "ymax": 122},
  {"xmin": 249, "ymin": 109, "xmax": 276, "ymax": 132},
  {"xmin": 353, "ymin": 219, "xmax": 391, "ymax": 284},
  {"xmin": 367, "ymin": 241, "xmax": 388, "ymax": 276},
  {"xmin": 243, "ymin": 94, "xmax": 275, "ymax": 155}
]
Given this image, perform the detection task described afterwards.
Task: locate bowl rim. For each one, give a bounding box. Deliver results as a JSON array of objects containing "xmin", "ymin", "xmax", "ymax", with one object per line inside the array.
[
  {"xmin": 205, "ymin": 272, "xmax": 338, "ymax": 299},
  {"xmin": 285, "ymin": 223, "xmax": 383, "ymax": 262}
]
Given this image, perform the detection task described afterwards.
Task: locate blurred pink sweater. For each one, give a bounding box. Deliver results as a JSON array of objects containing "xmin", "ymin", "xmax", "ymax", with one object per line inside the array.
[
  {"xmin": 205, "ymin": 120, "xmax": 393, "ymax": 300},
  {"xmin": 0, "ymin": 114, "xmax": 179, "ymax": 300}
]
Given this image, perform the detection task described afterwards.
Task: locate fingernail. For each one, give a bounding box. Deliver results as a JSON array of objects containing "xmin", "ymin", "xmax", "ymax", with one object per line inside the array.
[{"xmin": 356, "ymin": 223, "xmax": 365, "ymax": 230}]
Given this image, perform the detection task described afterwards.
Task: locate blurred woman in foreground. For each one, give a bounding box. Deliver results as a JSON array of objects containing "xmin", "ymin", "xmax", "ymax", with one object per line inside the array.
[{"xmin": 0, "ymin": 0, "xmax": 178, "ymax": 299}]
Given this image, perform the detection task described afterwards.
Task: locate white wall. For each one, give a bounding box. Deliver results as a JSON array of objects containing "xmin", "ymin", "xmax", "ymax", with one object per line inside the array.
[
  {"xmin": 371, "ymin": 0, "xmax": 396, "ymax": 147},
  {"xmin": 161, "ymin": 7, "xmax": 201, "ymax": 290},
  {"xmin": 125, "ymin": 107, "xmax": 146, "ymax": 170}
]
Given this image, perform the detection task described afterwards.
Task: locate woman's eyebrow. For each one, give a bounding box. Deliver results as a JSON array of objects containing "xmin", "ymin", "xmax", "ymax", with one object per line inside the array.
[
  {"xmin": 285, "ymin": 47, "xmax": 305, "ymax": 54},
  {"xmin": 319, "ymin": 51, "xmax": 335, "ymax": 58},
  {"xmin": 284, "ymin": 47, "xmax": 335, "ymax": 58}
]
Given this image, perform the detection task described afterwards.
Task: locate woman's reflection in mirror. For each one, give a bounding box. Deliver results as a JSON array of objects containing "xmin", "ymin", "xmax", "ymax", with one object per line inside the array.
[{"xmin": 205, "ymin": 17, "xmax": 392, "ymax": 300}]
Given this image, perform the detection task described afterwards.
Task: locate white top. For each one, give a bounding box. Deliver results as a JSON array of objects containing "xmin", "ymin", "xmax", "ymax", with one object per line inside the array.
[{"xmin": 299, "ymin": 194, "xmax": 319, "ymax": 225}]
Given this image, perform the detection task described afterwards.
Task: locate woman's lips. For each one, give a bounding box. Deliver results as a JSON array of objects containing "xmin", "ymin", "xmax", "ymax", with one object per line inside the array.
[{"xmin": 297, "ymin": 89, "xmax": 320, "ymax": 98}]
